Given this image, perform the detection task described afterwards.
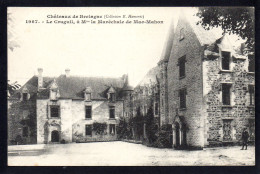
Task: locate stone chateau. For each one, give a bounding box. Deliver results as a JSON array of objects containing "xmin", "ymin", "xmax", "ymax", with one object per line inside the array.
[
  {"xmin": 8, "ymin": 69, "xmax": 133, "ymax": 144},
  {"xmin": 8, "ymin": 14, "xmax": 254, "ymax": 149}
]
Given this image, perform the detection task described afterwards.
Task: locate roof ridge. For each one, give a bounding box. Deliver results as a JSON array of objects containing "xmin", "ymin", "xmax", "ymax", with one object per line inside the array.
[{"xmin": 61, "ymin": 74, "xmax": 124, "ymax": 79}]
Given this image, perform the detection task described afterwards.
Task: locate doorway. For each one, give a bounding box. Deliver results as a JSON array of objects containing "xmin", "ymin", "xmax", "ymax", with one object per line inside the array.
[{"xmin": 51, "ymin": 130, "xmax": 60, "ymax": 142}]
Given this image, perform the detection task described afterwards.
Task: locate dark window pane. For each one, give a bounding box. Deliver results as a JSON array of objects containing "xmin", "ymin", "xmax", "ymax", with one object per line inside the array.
[
  {"xmin": 110, "ymin": 93, "xmax": 116, "ymax": 102},
  {"xmin": 248, "ymin": 55, "xmax": 255, "ymax": 72},
  {"xmin": 249, "ymin": 85, "xmax": 255, "ymax": 105},
  {"xmin": 222, "ymin": 84, "xmax": 231, "ymax": 105},
  {"xmin": 179, "ymin": 58, "xmax": 185, "ymax": 78},
  {"xmin": 23, "ymin": 93, "xmax": 28, "ymax": 101},
  {"xmin": 85, "ymin": 106, "xmax": 92, "ymax": 119},
  {"xmin": 51, "ymin": 106, "xmax": 60, "ymax": 117},
  {"xmin": 222, "ymin": 52, "xmax": 230, "ymax": 70},
  {"xmin": 179, "ymin": 89, "xmax": 186, "ymax": 109},
  {"xmin": 23, "ymin": 127, "xmax": 28, "ymax": 137},
  {"xmin": 85, "ymin": 125, "xmax": 92, "ymax": 136},
  {"xmin": 109, "ymin": 106, "xmax": 115, "ymax": 118}
]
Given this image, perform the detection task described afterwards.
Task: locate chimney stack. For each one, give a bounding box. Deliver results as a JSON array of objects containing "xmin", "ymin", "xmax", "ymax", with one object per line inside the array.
[
  {"xmin": 65, "ymin": 68, "xmax": 70, "ymax": 77},
  {"xmin": 38, "ymin": 68, "xmax": 43, "ymax": 89}
]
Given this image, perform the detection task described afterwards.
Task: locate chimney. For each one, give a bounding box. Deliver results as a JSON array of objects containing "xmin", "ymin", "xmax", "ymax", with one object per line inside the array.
[
  {"xmin": 38, "ymin": 68, "xmax": 43, "ymax": 89},
  {"xmin": 65, "ymin": 68, "xmax": 70, "ymax": 77}
]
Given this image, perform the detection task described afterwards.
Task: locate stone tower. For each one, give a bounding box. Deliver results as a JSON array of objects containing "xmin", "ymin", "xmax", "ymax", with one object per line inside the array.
[
  {"xmin": 157, "ymin": 20, "xmax": 175, "ymax": 126},
  {"xmin": 121, "ymin": 74, "xmax": 134, "ymax": 121}
]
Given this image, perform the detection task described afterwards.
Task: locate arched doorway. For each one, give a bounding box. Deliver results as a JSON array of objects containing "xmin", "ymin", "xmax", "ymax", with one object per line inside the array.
[{"xmin": 51, "ymin": 130, "xmax": 60, "ymax": 142}]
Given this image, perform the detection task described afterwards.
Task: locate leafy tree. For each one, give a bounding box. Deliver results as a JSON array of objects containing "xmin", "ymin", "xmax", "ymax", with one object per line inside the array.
[
  {"xmin": 92, "ymin": 122, "xmax": 107, "ymax": 136},
  {"xmin": 196, "ymin": 7, "xmax": 254, "ymax": 52},
  {"xmin": 117, "ymin": 117, "xmax": 132, "ymax": 139},
  {"xmin": 132, "ymin": 107, "xmax": 144, "ymax": 140},
  {"xmin": 8, "ymin": 12, "xmax": 20, "ymax": 51},
  {"xmin": 144, "ymin": 106, "xmax": 158, "ymax": 145},
  {"xmin": 8, "ymin": 80, "xmax": 21, "ymax": 96}
]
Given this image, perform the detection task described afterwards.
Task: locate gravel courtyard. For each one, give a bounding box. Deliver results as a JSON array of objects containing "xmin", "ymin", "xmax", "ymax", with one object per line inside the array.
[{"xmin": 8, "ymin": 141, "xmax": 255, "ymax": 166}]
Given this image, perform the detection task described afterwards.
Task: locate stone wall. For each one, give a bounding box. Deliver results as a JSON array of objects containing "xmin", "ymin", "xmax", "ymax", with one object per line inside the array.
[
  {"xmin": 167, "ymin": 15, "xmax": 205, "ymax": 148},
  {"xmin": 37, "ymin": 99, "xmax": 123, "ymax": 144},
  {"xmin": 8, "ymin": 99, "xmax": 37, "ymax": 144},
  {"xmin": 203, "ymin": 57, "xmax": 255, "ymax": 145},
  {"xmin": 158, "ymin": 62, "xmax": 169, "ymax": 126}
]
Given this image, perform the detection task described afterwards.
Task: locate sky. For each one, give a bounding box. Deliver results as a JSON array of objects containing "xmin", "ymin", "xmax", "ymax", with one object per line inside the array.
[
  {"xmin": 7, "ymin": 7, "xmax": 242, "ymax": 87},
  {"xmin": 7, "ymin": 7, "xmax": 188, "ymax": 87}
]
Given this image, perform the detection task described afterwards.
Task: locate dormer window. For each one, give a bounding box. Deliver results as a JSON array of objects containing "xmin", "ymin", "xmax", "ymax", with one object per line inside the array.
[
  {"xmin": 84, "ymin": 87, "xmax": 92, "ymax": 101},
  {"xmin": 107, "ymin": 86, "xmax": 116, "ymax": 102},
  {"xmin": 21, "ymin": 86, "xmax": 29, "ymax": 101},
  {"xmin": 110, "ymin": 93, "xmax": 116, "ymax": 102},
  {"xmin": 50, "ymin": 80, "xmax": 59, "ymax": 101},
  {"xmin": 85, "ymin": 93, "xmax": 91, "ymax": 101},
  {"xmin": 221, "ymin": 51, "xmax": 231, "ymax": 70},
  {"xmin": 22, "ymin": 93, "xmax": 28, "ymax": 101},
  {"xmin": 50, "ymin": 90, "xmax": 58, "ymax": 100}
]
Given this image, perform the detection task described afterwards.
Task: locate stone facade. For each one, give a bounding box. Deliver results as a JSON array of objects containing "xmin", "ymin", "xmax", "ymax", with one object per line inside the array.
[
  {"xmin": 202, "ymin": 50, "xmax": 255, "ymax": 146},
  {"xmin": 37, "ymin": 99, "xmax": 123, "ymax": 144},
  {"xmin": 167, "ymin": 15, "xmax": 205, "ymax": 148},
  {"xmin": 8, "ymin": 68, "xmax": 131, "ymax": 144},
  {"xmin": 166, "ymin": 14, "xmax": 255, "ymax": 148},
  {"xmin": 8, "ymin": 99, "xmax": 37, "ymax": 144}
]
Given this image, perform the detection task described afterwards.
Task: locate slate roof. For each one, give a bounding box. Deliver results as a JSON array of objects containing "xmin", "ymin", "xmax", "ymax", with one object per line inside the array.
[
  {"xmin": 10, "ymin": 73, "xmax": 129, "ymax": 100},
  {"xmin": 9, "ymin": 76, "xmax": 54, "ymax": 100},
  {"xmin": 38, "ymin": 75, "xmax": 126, "ymax": 100},
  {"xmin": 183, "ymin": 13, "xmax": 247, "ymax": 58},
  {"xmin": 136, "ymin": 66, "xmax": 160, "ymax": 88},
  {"xmin": 158, "ymin": 20, "xmax": 175, "ymax": 63}
]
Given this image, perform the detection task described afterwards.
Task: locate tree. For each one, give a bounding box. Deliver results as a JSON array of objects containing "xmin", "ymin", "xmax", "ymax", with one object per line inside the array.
[
  {"xmin": 196, "ymin": 7, "xmax": 254, "ymax": 52},
  {"xmin": 144, "ymin": 106, "xmax": 158, "ymax": 145},
  {"xmin": 8, "ymin": 80, "xmax": 21, "ymax": 97}
]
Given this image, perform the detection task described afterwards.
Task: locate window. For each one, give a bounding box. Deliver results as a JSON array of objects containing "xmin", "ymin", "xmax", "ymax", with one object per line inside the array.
[
  {"xmin": 85, "ymin": 106, "xmax": 92, "ymax": 119},
  {"xmin": 248, "ymin": 55, "xmax": 255, "ymax": 72},
  {"xmin": 50, "ymin": 106, "xmax": 60, "ymax": 118},
  {"xmin": 178, "ymin": 56, "xmax": 186, "ymax": 78},
  {"xmin": 223, "ymin": 120, "xmax": 232, "ymax": 141},
  {"xmin": 221, "ymin": 51, "xmax": 231, "ymax": 70},
  {"xmin": 222, "ymin": 84, "xmax": 231, "ymax": 105},
  {"xmin": 109, "ymin": 106, "xmax": 115, "ymax": 119},
  {"xmin": 110, "ymin": 93, "xmax": 116, "ymax": 102},
  {"xmin": 109, "ymin": 124, "xmax": 116, "ymax": 135},
  {"xmin": 23, "ymin": 127, "xmax": 28, "ymax": 137},
  {"xmin": 248, "ymin": 85, "xmax": 255, "ymax": 106},
  {"xmin": 50, "ymin": 91, "xmax": 57, "ymax": 100},
  {"xmin": 85, "ymin": 125, "xmax": 92, "ymax": 136},
  {"xmin": 85, "ymin": 93, "xmax": 91, "ymax": 101},
  {"xmin": 179, "ymin": 88, "xmax": 186, "ymax": 109},
  {"xmin": 155, "ymin": 102, "xmax": 159, "ymax": 115},
  {"xmin": 180, "ymin": 28, "xmax": 184, "ymax": 40},
  {"xmin": 23, "ymin": 93, "xmax": 28, "ymax": 101}
]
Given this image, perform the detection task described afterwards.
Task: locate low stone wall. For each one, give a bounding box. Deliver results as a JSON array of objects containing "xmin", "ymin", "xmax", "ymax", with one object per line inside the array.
[
  {"xmin": 76, "ymin": 136, "xmax": 118, "ymax": 143},
  {"xmin": 121, "ymin": 139, "xmax": 142, "ymax": 144}
]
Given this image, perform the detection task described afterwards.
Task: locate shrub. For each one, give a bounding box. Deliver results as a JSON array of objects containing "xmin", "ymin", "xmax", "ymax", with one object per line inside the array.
[
  {"xmin": 92, "ymin": 122, "xmax": 107, "ymax": 135},
  {"xmin": 153, "ymin": 124, "xmax": 173, "ymax": 148}
]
